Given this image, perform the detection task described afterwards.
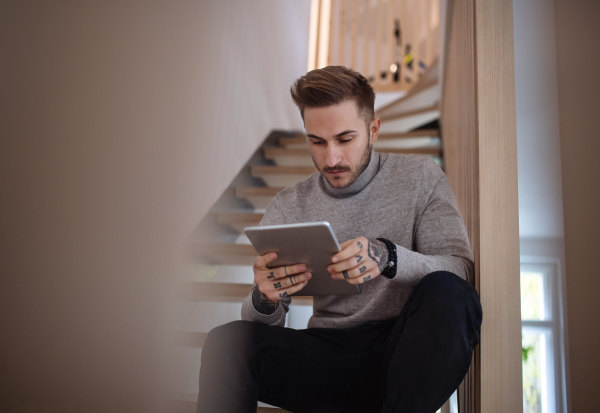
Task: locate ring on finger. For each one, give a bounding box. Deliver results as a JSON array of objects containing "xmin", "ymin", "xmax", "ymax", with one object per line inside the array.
[
  {"xmin": 343, "ymin": 270, "xmax": 349, "ymax": 279},
  {"xmin": 290, "ymin": 274, "xmax": 296, "ymax": 285}
]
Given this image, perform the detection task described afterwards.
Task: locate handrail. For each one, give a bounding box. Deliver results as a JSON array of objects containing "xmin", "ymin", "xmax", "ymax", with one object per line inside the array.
[{"xmin": 308, "ymin": 0, "xmax": 440, "ymax": 93}]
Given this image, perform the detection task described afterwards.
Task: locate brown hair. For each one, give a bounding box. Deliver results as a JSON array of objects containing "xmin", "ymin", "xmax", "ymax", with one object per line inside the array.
[{"xmin": 290, "ymin": 66, "xmax": 375, "ymax": 130}]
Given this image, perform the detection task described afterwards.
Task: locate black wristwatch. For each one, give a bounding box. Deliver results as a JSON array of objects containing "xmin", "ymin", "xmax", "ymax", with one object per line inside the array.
[{"xmin": 376, "ymin": 238, "xmax": 398, "ymax": 279}]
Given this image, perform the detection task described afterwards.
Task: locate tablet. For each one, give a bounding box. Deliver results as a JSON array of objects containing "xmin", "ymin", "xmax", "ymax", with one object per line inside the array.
[{"xmin": 244, "ymin": 222, "xmax": 361, "ymax": 296}]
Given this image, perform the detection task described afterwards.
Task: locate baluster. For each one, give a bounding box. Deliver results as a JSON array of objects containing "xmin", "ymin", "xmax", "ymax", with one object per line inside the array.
[
  {"xmin": 338, "ymin": 0, "xmax": 346, "ymax": 67},
  {"xmin": 350, "ymin": 0, "xmax": 360, "ymax": 70},
  {"xmin": 362, "ymin": 0, "xmax": 372, "ymax": 79}
]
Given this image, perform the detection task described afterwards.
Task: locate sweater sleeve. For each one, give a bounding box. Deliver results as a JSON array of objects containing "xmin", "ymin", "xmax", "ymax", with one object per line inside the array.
[
  {"xmin": 240, "ymin": 195, "xmax": 292, "ymax": 327},
  {"xmin": 389, "ymin": 172, "xmax": 474, "ymax": 285}
]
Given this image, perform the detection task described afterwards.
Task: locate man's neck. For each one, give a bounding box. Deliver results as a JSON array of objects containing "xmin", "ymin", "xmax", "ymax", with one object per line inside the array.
[{"xmin": 320, "ymin": 149, "xmax": 380, "ymax": 198}]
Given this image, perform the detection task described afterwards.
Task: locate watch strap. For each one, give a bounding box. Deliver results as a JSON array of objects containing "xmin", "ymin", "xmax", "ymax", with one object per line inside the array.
[{"xmin": 376, "ymin": 237, "xmax": 397, "ymax": 279}]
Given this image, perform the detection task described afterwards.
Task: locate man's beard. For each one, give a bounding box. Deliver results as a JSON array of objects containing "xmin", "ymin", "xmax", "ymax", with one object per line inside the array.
[{"xmin": 319, "ymin": 141, "xmax": 372, "ymax": 189}]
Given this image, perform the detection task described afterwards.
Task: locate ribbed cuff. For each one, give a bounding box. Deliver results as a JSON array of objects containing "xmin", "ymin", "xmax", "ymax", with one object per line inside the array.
[{"xmin": 251, "ymin": 286, "xmax": 279, "ymax": 315}]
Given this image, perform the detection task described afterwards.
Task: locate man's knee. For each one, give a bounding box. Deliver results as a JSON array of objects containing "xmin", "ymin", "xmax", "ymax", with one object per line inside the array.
[
  {"xmin": 415, "ymin": 271, "xmax": 482, "ymax": 330},
  {"xmin": 202, "ymin": 320, "xmax": 259, "ymax": 362},
  {"xmin": 417, "ymin": 271, "xmax": 478, "ymax": 302}
]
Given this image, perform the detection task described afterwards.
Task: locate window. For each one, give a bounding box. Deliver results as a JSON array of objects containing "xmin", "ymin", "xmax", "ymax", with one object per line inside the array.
[{"xmin": 520, "ymin": 258, "xmax": 567, "ymax": 413}]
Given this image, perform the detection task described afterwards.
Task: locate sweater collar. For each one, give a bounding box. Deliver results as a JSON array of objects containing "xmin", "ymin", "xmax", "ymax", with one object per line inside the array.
[{"xmin": 320, "ymin": 149, "xmax": 381, "ymax": 198}]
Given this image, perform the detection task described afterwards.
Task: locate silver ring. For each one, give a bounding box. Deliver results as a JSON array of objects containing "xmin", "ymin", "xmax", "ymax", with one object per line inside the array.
[
  {"xmin": 291, "ymin": 274, "xmax": 296, "ymax": 285},
  {"xmin": 343, "ymin": 270, "xmax": 349, "ymax": 279}
]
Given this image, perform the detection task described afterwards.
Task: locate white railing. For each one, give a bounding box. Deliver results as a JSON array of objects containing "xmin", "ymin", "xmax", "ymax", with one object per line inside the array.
[{"xmin": 308, "ymin": 0, "xmax": 440, "ymax": 92}]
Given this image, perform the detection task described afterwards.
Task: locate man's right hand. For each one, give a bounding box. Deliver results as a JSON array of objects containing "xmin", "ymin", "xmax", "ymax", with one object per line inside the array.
[{"xmin": 253, "ymin": 252, "xmax": 312, "ymax": 303}]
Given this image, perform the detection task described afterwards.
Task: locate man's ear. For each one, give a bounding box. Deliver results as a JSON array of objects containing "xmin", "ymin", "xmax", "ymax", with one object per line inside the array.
[{"xmin": 370, "ymin": 118, "xmax": 381, "ymax": 144}]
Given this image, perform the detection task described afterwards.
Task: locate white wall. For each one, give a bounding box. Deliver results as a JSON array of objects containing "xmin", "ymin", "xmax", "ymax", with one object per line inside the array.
[
  {"xmin": 0, "ymin": 1, "xmax": 310, "ymax": 411},
  {"xmin": 513, "ymin": 0, "xmax": 565, "ymax": 240},
  {"xmin": 512, "ymin": 0, "xmax": 571, "ymax": 409}
]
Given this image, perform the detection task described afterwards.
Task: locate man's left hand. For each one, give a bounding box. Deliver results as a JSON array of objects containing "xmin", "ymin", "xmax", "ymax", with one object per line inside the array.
[{"xmin": 327, "ymin": 237, "xmax": 389, "ymax": 284}]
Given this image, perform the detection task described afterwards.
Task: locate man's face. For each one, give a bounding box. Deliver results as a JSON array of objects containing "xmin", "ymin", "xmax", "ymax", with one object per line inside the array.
[{"xmin": 304, "ymin": 100, "xmax": 380, "ymax": 189}]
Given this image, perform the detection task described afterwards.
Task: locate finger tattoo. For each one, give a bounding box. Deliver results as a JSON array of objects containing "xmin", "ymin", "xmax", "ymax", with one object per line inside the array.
[
  {"xmin": 359, "ymin": 266, "xmax": 367, "ymax": 273},
  {"xmin": 357, "ymin": 241, "xmax": 363, "ymax": 249},
  {"xmin": 279, "ymin": 291, "xmax": 289, "ymax": 298},
  {"xmin": 273, "ymin": 282, "xmax": 282, "ymax": 289},
  {"xmin": 267, "ymin": 271, "xmax": 275, "ymax": 279},
  {"xmin": 355, "ymin": 254, "xmax": 363, "ymax": 263},
  {"xmin": 343, "ymin": 270, "xmax": 349, "ymax": 279},
  {"xmin": 363, "ymin": 275, "xmax": 372, "ymax": 282}
]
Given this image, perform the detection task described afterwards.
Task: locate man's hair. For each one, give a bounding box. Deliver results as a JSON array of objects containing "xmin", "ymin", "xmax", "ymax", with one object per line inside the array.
[{"xmin": 290, "ymin": 66, "xmax": 375, "ymax": 129}]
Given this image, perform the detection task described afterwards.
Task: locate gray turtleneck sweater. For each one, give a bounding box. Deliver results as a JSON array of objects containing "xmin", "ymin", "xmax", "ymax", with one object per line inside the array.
[{"xmin": 241, "ymin": 151, "xmax": 474, "ymax": 329}]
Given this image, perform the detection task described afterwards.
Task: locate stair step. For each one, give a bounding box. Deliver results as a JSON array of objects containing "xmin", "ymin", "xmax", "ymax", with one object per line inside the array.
[
  {"xmin": 171, "ymin": 394, "xmax": 291, "ymax": 413},
  {"xmin": 216, "ymin": 212, "xmax": 263, "ymax": 232},
  {"xmin": 378, "ymin": 128, "xmax": 439, "ymax": 139},
  {"xmin": 176, "ymin": 332, "xmax": 208, "ymax": 348},
  {"xmin": 235, "ymin": 186, "xmax": 284, "ymax": 209},
  {"xmin": 378, "ymin": 110, "xmax": 440, "ymax": 134},
  {"xmin": 278, "ymin": 128, "xmax": 440, "ymax": 148},
  {"xmin": 179, "ymin": 281, "xmax": 313, "ymax": 306},
  {"xmin": 194, "ymin": 243, "xmax": 257, "ymax": 266},
  {"xmin": 251, "ymin": 165, "xmax": 317, "ymax": 188},
  {"xmin": 379, "ymin": 102, "xmax": 439, "ymax": 122},
  {"xmin": 264, "ymin": 146, "xmax": 442, "ymax": 167}
]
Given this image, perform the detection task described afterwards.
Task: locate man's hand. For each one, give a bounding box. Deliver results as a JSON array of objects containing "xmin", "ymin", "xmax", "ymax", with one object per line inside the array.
[
  {"xmin": 327, "ymin": 237, "xmax": 389, "ymax": 284},
  {"xmin": 253, "ymin": 252, "xmax": 312, "ymax": 303}
]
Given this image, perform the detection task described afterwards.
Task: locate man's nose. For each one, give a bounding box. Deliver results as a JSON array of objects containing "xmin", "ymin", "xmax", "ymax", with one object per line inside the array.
[{"xmin": 325, "ymin": 145, "xmax": 342, "ymax": 168}]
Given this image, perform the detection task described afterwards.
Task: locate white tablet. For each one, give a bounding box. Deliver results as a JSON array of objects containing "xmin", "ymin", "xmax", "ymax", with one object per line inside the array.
[{"xmin": 244, "ymin": 222, "xmax": 361, "ymax": 296}]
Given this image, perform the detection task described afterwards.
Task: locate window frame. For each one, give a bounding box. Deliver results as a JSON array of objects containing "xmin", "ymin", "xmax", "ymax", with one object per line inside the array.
[{"xmin": 520, "ymin": 256, "xmax": 567, "ymax": 413}]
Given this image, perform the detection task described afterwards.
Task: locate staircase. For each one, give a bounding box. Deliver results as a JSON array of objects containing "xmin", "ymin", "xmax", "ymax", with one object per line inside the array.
[
  {"xmin": 173, "ymin": 63, "xmax": 443, "ymax": 412},
  {"xmin": 171, "ymin": 0, "xmax": 451, "ymax": 410}
]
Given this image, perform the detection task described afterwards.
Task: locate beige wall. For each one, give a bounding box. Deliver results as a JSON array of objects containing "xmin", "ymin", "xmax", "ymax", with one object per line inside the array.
[
  {"xmin": 0, "ymin": 1, "xmax": 309, "ymax": 411},
  {"xmin": 554, "ymin": 0, "xmax": 600, "ymax": 410}
]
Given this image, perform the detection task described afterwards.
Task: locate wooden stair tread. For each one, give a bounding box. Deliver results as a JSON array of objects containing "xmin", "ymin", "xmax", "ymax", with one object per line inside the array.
[
  {"xmin": 235, "ymin": 186, "xmax": 284, "ymax": 197},
  {"xmin": 179, "ymin": 282, "xmax": 313, "ymax": 306},
  {"xmin": 193, "ymin": 242, "xmax": 257, "ymax": 266},
  {"xmin": 216, "ymin": 212, "xmax": 263, "ymax": 224},
  {"xmin": 176, "ymin": 332, "xmax": 208, "ymax": 348},
  {"xmin": 378, "ymin": 128, "xmax": 439, "ymax": 139},
  {"xmin": 375, "ymin": 59, "xmax": 440, "ymax": 114},
  {"xmin": 251, "ymin": 165, "xmax": 318, "ymax": 175},
  {"xmin": 378, "ymin": 103, "xmax": 439, "ymax": 122},
  {"xmin": 195, "ymin": 242, "xmax": 257, "ymax": 256}
]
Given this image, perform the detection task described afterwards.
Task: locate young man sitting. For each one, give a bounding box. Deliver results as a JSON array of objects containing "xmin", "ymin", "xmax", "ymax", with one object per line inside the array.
[{"xmin": 196, "ymin": 66, "xmax": 482, "ymax": 413}]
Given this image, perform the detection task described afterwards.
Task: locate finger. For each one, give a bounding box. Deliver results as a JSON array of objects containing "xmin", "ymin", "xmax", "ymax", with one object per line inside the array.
[
  {"xmin": 332, "ymin": 237, "xmax": 366, "ymax": 263},
  {"xmin": 339, "ymin": 239, "xmax": 355, "ymax": 249},
  {"xmin": 265, "ymin": 277, "xmax": 311, "ymax": 302},
  {"xmin": 330, "ymin": 260, "xmax": 376, "ymax": 280},
  {"xmin": 264, "ymin": 263, "xmax": 307, "ymax": 281},
  {"xmin": 327, "ymin": 251, "xmax": 370, "ymax": 274},
  {"xmin": 254, "ymin": 252, "xmax": 277, "ymax": 270},
  {"xmin": 270, "ymin": 272, "xmax": 312, "ymax": 290},
  {"xmin": 343, "ymin": 268, "xmax": 379, "ymax": 285}
]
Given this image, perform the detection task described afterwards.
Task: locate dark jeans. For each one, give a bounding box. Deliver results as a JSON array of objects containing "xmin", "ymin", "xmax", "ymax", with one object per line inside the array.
[{"xmin": 196, "ymin": 271, "xmax": 482, "ymax": 413}]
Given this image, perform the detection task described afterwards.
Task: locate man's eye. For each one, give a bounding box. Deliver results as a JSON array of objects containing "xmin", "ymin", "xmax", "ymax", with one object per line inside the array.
[
  {"xmin": 340, "ymin": 139, "xmax": 352, "ymax": 143},
  {"xmin": 311, "ymin": 141, "xmax": 324, "ymax": 145}
]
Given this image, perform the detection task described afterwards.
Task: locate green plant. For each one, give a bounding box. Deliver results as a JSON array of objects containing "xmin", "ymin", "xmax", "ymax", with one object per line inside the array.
[{"xmin": 522, "ymin": 345, "xmax": 534, "ymax": 362}]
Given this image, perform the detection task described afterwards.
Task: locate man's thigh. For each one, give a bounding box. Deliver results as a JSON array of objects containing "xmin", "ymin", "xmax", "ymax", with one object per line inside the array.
[{"xmin": 237, "ymin": 321, "xmax": 385, "ymax": 413}]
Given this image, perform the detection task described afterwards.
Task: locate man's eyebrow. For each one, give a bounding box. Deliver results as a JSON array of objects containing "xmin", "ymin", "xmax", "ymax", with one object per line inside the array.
[
  {"xmin": 306, "ymin": 130, "xmax": 358, "ymax": 140},
  {"xmin": 335, "ymin": 130, "xmax": 358, "ymax": 137}
]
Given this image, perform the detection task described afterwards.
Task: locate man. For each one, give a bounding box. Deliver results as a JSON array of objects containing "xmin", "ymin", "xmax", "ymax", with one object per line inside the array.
[{"xmin": 197, "ymin": 67, "xmax": 482, "ymax": 413}]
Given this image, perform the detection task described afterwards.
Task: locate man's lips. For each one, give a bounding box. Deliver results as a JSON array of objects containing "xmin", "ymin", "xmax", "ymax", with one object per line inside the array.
[{"xmin": 324, "ymin": 169, "xmax": 349, "ymax": 175}]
